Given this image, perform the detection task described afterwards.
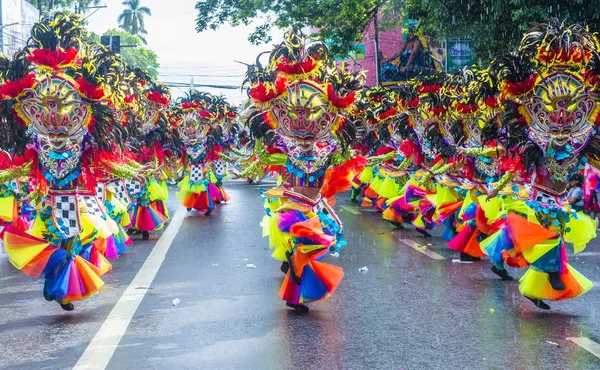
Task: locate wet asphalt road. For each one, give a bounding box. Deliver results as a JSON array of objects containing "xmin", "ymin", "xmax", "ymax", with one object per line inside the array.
[{"xmin": 2, "ymin": 180, "xmax": 600, "ymax": 370}]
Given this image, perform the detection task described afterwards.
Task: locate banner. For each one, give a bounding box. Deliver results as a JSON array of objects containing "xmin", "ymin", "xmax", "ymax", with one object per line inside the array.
[
  {"xmin": 379, "ymin": 19, "xmax": 445, "ymax": 86},
  {"xmin": 447, "ymin": 39, "xmax": 475, "ymax": 70}
]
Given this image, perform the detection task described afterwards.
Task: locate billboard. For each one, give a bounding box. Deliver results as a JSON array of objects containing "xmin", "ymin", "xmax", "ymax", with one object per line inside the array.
[
  {"xmin": 333, "ymin": 17, "xmax": 446, "ymax": 87},
  {"xmin": 447, "ymin": 39, "xmax": 475, "ymax": 70},
  {"xmin": 379, "ymin": 19, "xmax": 445, "ymax": 86}
]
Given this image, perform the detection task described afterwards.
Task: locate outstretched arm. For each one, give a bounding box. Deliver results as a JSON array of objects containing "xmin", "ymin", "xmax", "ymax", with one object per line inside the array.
[{"xmin": 0, "ymin": 161, "xmax": 32, "ymax": 183}]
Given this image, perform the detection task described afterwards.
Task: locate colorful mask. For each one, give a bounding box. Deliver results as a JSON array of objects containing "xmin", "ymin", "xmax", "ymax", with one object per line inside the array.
[
  {"xmin": 524, "ymin": 73, "xmax": 596, "ymax": 181},
  {"xmin": 15, "ymin": 75, "xmax": 91, "ymax": 180}
]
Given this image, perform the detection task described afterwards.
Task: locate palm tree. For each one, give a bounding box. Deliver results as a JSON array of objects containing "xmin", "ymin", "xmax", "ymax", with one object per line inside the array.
[{"xmin": 117, "ymin": 0, "xmax": 151, "ymax": 44}]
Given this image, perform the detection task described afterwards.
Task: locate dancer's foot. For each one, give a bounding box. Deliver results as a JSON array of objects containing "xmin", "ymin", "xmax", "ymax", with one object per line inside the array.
[
  {"xmin": 285, "ymin": 251, "xmax": 301, "ymax": 285},
  {"xmin": 286, "ymin": 302, "xmax": 309, "ymax": 313},
  {"xmin": 216, "ymin": 201, "xmax": 222, "ymax": 204},
  {"xmin": 416, "ymin": 229, "xmax": 431, "ymax": 238},
  {"xmin": 460, "ymin": 252, "xmax": 481, "ymax": 262},
  {"xmin": 280, "ymin": 261, "xmax": 289, "ymax": 274},
  {"xmin": 526, "ymin": 296, "xmax": 550, "ymax": 310},
  {"xmin": 43, "ymin": 290, "xmax": 54, "ymax": 301},
  {"xmin": 391, "ymin": 222, "xmax": 405, "ymax": 229},
  {"xmin": 60, "ymin": 302, "xmax": 75, "ymax": 311},
  {"xmin": 205, "ymin": 210, "xmax": 212, "ymax": 216},
  {"xmin": 548, "ymin": 271, "xmax": 566, "ymax": 291},
  {"xmin": 142, "ymin": 231, "xmax": 150, "ymax": 241},
  {"xmin": 186, "ymin": 208, "xmax": 192, "ymax": 211},
  {"xmin": 491, "ymin": 265, "xmax": 514, "ymax": 280}
]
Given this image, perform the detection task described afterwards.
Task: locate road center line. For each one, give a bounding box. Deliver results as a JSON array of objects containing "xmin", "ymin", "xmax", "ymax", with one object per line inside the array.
[
  {"xmin": 399, "ymin": 239, "xmax": 446, "ymax": 260},
  {"xmin": 567, "ymin": 337, "xmax": 600, "ymax": 358},
  {"xmin": 73, "ymin": 206, "xmax": 187, "ymax": 370},
  {"xmin": 340, "ymin": 206, "xmax": 361, "ymax": 215}
]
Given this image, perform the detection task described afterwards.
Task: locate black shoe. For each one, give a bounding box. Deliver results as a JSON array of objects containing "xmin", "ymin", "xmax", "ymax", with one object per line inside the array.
[
  {"xmin": 142, "ymin": 231, "xmax": 150, "ymax": 240},
  {"xmin": 491, "ymin": 265, "xmax": 514, "ymax": 281},
  {"xmin": 416, "ymin": 229, "xmax": 432, "ymax": 238},
  {"xmin": 43, "ymin": 290, "xmax": 54, "ymax": 301},
  {"xmin": 205, "ymin": 210, "xmax": 212, "ymax": 216},
  {"xmin": 216, "ymin": 200, "xmax": 222, "ymax": 204},
  {"xmin": 391, "ymin": 222, "xmax": 405, "ymax": 229},
  {"xmin": 548, "ymin": 271, "xmax": 566, "ymax": 291},
  {"xmin": 286, "ymin": 302, "xmax": 309, "ymax": 313},
  {"xmin": 280, "ymin": 261, "xmax": 289, "ymax": 274},
  {"xmin": 460, "ymin": 252, "xmax": 481, "ymax": 262},
  {"xmin": 60, "ymin": 303, "xmax": 75, "ymax": 311},
  {"xmin": 526, "ymin": 296, "xmax": 550, "ymax": 310},
  {"xmin": 186, "ymin": 208, "xmax": 192, "ymax": 211}
]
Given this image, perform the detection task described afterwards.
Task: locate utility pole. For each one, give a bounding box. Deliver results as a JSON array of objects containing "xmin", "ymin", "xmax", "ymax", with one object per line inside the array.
[{"xmin": 373, "ymin": 5, "xmax": 380, "ymax": 86}]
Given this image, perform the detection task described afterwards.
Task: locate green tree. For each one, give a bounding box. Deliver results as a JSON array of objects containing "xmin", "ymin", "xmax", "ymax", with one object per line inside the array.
[
  {"xmin": 195, "ymin": 0, "xmax": 401, "ymax": 57},
  {"xmin": 117, "ymin": 0, "xmax": 152, "ymax": 44},
  {"xmin": 196, "ymin": 0, "xmax": 600, "ymax": 63},
  {"xmin": 87, "ymin": 28, "xmax": 160, "ymax": 78},
  {"xmin": 402, "ymin": 0, "xmax": 600, "ymax": 64}
]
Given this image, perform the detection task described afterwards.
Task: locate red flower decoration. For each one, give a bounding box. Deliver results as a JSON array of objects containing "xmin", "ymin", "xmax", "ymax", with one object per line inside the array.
[
  {"xmin": 276, "ymin": 56, "xmax": 317, "ymax": 75},
  {"xmin": 379, "ymin": 107, "xmax": 398, "ymax": 120},
  {"xmin": 198, "ymin": 110, "xmax": 212, "ymax": 119},
  {"xmin": 75, "ymin": 77, "xmax": 105, "ymax": 100},
  {"xmin": 327, "ymin": 84, "xmax": 355, "ymax": 108},
  {"xmin": 417, "ymin": 84, "xmax": 442, "ymax": 94},
  {"xmin": 146, "ymin": 91, "xmax": 169, "ymax": 105},
  {"xmin": 249, "ymin": 76, "xmax": 287, "ymax": 102},
  {"xmin": 27, "ymin": 48, "xmax": 78, "ymax": 70},
  {"xmin": 0, "ymin": 73, "xmax": 36, "ymax": 98},
  {"xmin": 504, "ymin": 74, "xmax": 537, "ymax": 96},
  {"xmin": 403, "ymin": 97, "xmax": 420, "ymax": 109},
  {"xmin": 485, "ymin": 96, "xmax": 498, "ymax": 108},
  {"xmin": 181, "ymin": 101, "xmax": 201, "ymax": 110}
]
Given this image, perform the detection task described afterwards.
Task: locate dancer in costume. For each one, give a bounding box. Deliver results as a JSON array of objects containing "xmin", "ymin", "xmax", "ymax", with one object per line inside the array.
[
  {"xmin": 481, "ymin": 19, "xmax": 598, "ymax": 309},
  {"xmin": 0, "ymin": 14, "xmax": 146, "ymax": 310},
  {"xmin": 244, "ymin": 29, "xmax": 366, "ymax": 312},
  {"xmin": 382, "ymin": 73, "xmax": 462, "ymax": 238},
  {"xmin": 353, "ymin": 87, "xmax": 403, "ymax": 210},
  {"xmin": 173, "ymin": 90, "xmax": 230, "ymax": 216},
  {"xmin": 125, "ymin": 78, "xmax": 174, "ymax": 239},
  {"xmin": 435, "ymin": 69, "xmax": 507, "ymax": 263}
]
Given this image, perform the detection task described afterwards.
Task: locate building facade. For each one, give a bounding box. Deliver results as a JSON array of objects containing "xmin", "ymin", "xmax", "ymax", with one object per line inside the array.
[{"xmin": 0, "ymin": 0, "xmax": 39, "ymax": 57}]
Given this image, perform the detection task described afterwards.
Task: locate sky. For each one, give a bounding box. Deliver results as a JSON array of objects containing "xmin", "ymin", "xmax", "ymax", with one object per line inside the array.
[{"xmin": 85, "ymin": 0, "xmax": 283, "ymax": 104}]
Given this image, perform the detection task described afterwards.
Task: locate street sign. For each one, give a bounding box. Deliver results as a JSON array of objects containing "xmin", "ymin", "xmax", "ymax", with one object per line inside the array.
[{"xmin": 101, "ymin": 35, "xmax": 120, "ymax": 54}]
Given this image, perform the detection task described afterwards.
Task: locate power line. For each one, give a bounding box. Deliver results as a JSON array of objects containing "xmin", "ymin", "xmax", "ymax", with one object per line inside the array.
[{"xmin": 161, "ymin": 81, "xmax": 246, "ymax": 90}]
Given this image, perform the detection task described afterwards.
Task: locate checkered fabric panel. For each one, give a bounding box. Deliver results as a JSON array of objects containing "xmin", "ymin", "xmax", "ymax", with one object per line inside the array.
[
  {"xmin": 112, "ymin": 180, "xmax": 130, "ymax": 204},
  {"xmin": 213, "ymin": 160, "xmax": 226, "ymax": 177},
  {"xmin": 535, "ymin": 191, "xmax": 558, "ymax": 207},
  {"xmin": 96, "ymin": 183, "xmax": 105, "ymax": 202},
  {"xmin": 125, "ymin": 180, "xmax": 142, "ymax": 195},
  {"xmin": 190, "ymin": 164, "xmax": 204, "ymax": 182},
  {"xmin": 79, "ymin": 195, "xmax": 104, "ymax": 216},
  {"xmin": 54, "ymin": 195, "xmax": 79, "ymax": 237}
]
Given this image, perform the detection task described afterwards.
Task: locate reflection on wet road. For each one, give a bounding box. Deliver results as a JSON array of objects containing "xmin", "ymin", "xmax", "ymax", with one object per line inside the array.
[{"xmin": 1, "ymin": 180, "xmax": 600, "ymax": 370}]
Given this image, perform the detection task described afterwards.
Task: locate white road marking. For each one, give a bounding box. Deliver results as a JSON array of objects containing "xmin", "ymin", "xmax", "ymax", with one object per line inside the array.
[
  {"xmin": 73, "ymin": 206, "xmax": 187, "ymax": 370},
  {"xmin": 399, "ymin": 239, "xmax": 446, "ymax": 260},
  {"xmin": 567, "ymin": 337, "xmax": 600, "ymax": 358},
  {"xmin": 340, "ymin": 206, "xmax": 361, "ymax": 215}
]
